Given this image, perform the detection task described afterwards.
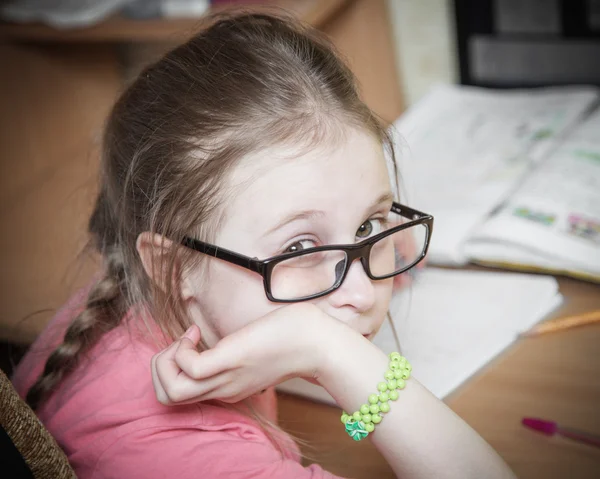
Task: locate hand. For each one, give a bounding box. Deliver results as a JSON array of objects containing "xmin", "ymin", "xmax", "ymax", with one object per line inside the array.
[{"xmin": 151, "ymin": 303, "xmax": 344, "ymax": 406}]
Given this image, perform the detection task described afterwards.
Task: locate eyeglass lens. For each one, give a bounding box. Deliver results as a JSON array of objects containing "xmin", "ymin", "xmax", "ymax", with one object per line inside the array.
[{"xmin": 269, "ymin": 223, "xmax": 427, "ymax": 300}]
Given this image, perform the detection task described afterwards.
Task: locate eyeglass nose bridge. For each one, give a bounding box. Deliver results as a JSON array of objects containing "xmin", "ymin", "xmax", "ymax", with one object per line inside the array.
[{"xmin": 334, "ymin": 242, "xmax": 375, "ymax": 287}]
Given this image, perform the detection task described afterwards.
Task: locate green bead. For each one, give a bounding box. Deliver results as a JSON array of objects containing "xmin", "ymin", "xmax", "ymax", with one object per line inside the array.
[
  {"xmin": 387, "ymin": 379, "xmax": 397, "ymax": 390},
  {"xmin": 345, "ymin": 420, "xmax": 369, "ymax": 441},
  {"xmin": 388, "ymin": 390, "xmax": 399, "ymax": 401},
  {"xmin": 389, "ymin": 352, "xmax": 402, "ymax": 361},
  {"xmin": 378, "ymin": 391, "xmax": 389, "ymax": 402},
  {"xmin": 369, "ymin": 404, "xmax": 380, "ymax": 415},
  {"xmin": 398, "ymin": 358, "xmax": 407, "ymax": 368},
  {"xmin": 353, "ymin": 411, "xmax": 362, "ymax": 421},
  {"xmin": 396, "ymin": 378, "xmax": 406, "ymax": 389},
  {"xmin": 389, "ymin": 360, "xmax": 400, "ymax": 370},
  {"xmin": 341, "ymin": 414, "xmax": 350, "ymax": 424},
  {"xmin": 368, "ymin": 394, "xmax": 379, "ymax": 404},
  {"xmin": 379, "ymin": 401, "xmax": 390, "ymax": 413},
  {"xmin": 377, "ymin": 382, "xmax": 388, "ymax": 392},
  {"xmin": 393, "ymin": 369, "xmax": 403, "ymax": 380},
  {"xmin": 404, "ymin": 362, "xmax": 412, "ymax": 372},
  {"xmin": 360, "ymin": 404, "xmax": 370, "ymax": 415},
  {"xmin": 365, "ymin": 422, "xmax": 375, "ymax": 433},
  {"xmin": 372, "ymin": 413, "xmax": 382, "ymax": 424},
  {"xmin": 384, "ymin": 369, "xmax": 395, "ymax": 380},
  {"xmin": 361, "ymin": 413, "xmax": 372, "ymax": 423}
]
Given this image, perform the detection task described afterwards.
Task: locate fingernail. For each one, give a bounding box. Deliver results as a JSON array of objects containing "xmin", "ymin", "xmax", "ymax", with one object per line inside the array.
[{"xmin": 182, "ymin": 325, "xmax": 195, "ymax": 339}]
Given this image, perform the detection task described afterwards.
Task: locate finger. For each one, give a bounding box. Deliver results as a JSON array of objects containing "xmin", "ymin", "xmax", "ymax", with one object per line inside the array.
[
  {"xmin": 152, "ymin": 325, "xmax": 202, "ymax": 404},
  {"xmin": 155, "ymin": 334, "xmax": 198, "ymax": 382},
  {"xmin": 151, "ymin": 335, "xmax": 185, "ymax": 392},
  {"xmin": 151, "ymin": 353, "xmax": 169, "ymax": 404},
  {"xmin": 199, "ymin": 375, "xmax": 260, "ymax": 404},
  {"xmin": 154, "ymin": 324, "xmax": 201, "ymax": 370},
  {"xmin": 160, "ymin": 368, "xmax": 237, "ymax": 405},
  {"xmin": 183, "ymin": 324, "xmax": 202, "ymax": 344},
  {"xmin": 174, "ymin": 340, "xmax": 237, "ymax": 380},
  {"xmin": 152, "ymin": 353, "xmax": 186, "ymax": 405}
]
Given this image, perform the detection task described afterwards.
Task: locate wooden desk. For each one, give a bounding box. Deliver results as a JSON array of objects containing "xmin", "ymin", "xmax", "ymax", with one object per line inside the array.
[{"xmin": 277, "ymin": 276, "xmax": 600, "ymax": 479}]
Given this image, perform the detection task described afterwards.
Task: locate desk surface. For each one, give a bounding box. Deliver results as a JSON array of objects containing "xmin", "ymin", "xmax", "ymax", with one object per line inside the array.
[{"xmin": 277, "ymin": 275, "xmax": 600, "ymax": 479}]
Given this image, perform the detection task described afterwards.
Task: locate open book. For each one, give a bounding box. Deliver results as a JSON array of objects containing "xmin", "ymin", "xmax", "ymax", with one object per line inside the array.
[
  {"xmin": 464, "ymin": 108, "xmax": 600, "ymax": 281},
  {"xmin": 277, "ymin": 268, "xmax": 561, "ymax": 403},
  {"xmin": 390, "ymin": 84, "xmax": 600, "ymax": 281}
]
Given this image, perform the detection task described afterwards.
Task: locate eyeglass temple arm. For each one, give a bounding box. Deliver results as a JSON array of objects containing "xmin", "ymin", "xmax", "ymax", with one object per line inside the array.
[
  {"xmin": 391, "ymin": 202, "xmax": 431, "ymax": 220},
  {"xmin": 181, "ymin": 237, "xmax": 264, "ymax": 274}
]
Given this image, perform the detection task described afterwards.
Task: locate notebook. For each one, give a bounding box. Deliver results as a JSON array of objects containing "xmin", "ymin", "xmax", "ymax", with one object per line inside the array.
[
  {"xmin": 389, "ymin": 84, "xmax": 600, "ymax": 280},
  {"xmin": 463, "ymin": 109, "xmax": 600, "ymax": 281},
  {"xmin": 277, "ymin": 268, "xmax": 561, "ymax": 403}
]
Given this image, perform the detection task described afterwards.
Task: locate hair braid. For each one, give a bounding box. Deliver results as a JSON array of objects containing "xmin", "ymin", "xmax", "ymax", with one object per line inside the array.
[{"xmin": 26, "ymin": 196, "xmax": 129, "ymax": 410}]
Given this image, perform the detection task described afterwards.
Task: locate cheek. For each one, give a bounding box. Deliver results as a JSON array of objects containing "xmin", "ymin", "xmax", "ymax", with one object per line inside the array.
[
  {"xmin": 374, "ymin": 278, "xmax": 394, "ymax": 326},
  {"xmin": 195, "ymin": 259, "xmax": 281, "ymax": 338}
]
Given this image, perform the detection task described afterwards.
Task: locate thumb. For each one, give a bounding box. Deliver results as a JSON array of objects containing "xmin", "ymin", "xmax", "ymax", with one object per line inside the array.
[{"xmin": 181, "ymin": 324, "xmax": 202, "ymax": 345}]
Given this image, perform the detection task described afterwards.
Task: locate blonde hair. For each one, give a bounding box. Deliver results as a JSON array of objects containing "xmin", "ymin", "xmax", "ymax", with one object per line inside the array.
[{"xmin": 26, "ymin": 9, "xmax": 399, "ymax": 456}]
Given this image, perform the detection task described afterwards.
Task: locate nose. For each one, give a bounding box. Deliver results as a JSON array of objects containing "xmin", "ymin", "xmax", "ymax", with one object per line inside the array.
[{"xmin": 328, "ymin": 257, "xmax": 376, "ymax": 313}]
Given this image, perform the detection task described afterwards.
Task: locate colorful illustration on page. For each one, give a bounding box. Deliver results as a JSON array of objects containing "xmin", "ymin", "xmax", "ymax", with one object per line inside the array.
[
  {"xmin": 513, "ymin": 207, "xmax": 556, "ymax": 226},
  {"xmin": 567, "ymin": 214, "xmax": 600, "ymax": 244}
]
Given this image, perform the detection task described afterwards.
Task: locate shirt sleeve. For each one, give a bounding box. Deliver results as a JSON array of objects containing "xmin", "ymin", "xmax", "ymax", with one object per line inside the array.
[{"xmin": 91, "ymin": 426, "xmax": 347, "ymax": 479}]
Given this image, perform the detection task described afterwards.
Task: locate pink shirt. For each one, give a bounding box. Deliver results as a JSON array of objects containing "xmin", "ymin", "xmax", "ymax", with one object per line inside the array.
[{"xmin": 12, "ymin": 286, "xmax": 342, "ymax": 479}]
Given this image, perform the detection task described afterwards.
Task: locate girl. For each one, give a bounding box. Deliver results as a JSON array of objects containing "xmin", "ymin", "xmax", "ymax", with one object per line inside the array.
[{"xmin": 13, "ymin": 11, "xmax": 516, "ymax": 479}]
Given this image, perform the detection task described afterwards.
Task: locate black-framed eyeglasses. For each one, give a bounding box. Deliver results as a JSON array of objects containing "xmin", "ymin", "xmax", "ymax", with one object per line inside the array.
[{"xmin": 181, "ymin": 202, "xmax": 433, "ymax": 303}]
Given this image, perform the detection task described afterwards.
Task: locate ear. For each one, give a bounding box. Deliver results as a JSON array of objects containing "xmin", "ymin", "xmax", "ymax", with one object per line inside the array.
[
  {"xmin": 136, "ymin": 232, "xmax": 198, "ymax": 301},
  {"xmin": 136, "ymin": 232, "xmax": 184, "ymax": 297}
]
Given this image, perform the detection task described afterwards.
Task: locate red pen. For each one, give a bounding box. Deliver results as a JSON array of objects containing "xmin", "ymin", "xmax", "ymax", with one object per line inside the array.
[{"xmin": 522, "ymin": 417, "xmax": 600, "ymax": 449}]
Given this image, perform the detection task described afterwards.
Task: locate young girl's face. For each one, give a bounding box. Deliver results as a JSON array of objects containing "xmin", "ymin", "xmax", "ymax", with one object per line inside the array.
[{"xmin": 183, "ymin": 127, "xmax": 395, "ymax": 346}]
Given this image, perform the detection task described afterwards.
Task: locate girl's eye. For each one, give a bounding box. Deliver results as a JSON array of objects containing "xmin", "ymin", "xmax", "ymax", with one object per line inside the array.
[
  {"xmin": 356, "ymin": 219, "xmax": 385, "ymax": 239},
  {"xmin": 284, "ymin": 239, "xmax": 317, "ymax": 253}
]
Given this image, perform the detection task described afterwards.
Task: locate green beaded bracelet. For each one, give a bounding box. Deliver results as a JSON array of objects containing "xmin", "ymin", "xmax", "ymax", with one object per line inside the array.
[{"xmin": 340, "ymin": 352, "xmax": 411, "ymax": 441}]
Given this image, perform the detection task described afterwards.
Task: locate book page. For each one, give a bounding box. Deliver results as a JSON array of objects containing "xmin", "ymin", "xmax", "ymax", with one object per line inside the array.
[
  {"xmin": 464, "ymin": 109, "xmax": 600, "ymax": 279},
  {"xmin": 391, "ymin": 84, "xmax": 599, "ymax": 265},
  {"xmin": 277, "ymin": 268, "xmax": 560, "ymax": 404}
]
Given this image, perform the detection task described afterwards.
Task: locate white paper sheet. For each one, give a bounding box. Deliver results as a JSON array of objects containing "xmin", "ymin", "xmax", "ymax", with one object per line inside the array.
[{"xmin": 277, "ymin": 268, "xmax": 561, "ymax": 404}]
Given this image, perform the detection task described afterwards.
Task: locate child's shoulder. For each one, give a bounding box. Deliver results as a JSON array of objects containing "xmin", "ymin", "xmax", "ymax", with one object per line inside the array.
[
  {"xmin": 12, "ymin": 283, "xmax": 306, "ymax": 477},
  {"xmin": 12, "ymin": 281, "xmax": 95, "ymax": 396}
]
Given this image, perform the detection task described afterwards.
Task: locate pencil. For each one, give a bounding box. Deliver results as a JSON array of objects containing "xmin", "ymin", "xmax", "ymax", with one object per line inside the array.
[{"xmin": 522, "ymin": 310, "xmax": 600, "ymax": 337}]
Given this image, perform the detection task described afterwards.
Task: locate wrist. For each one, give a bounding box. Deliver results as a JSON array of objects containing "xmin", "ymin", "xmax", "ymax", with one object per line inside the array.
[
  {"xmin": 284, "ymin": 303, "xmax": 347, "ymax": 379},
  {"xmin": 311, "ymin": 317, "xmax": 362, "ymax": 380},
  {"xmin": 315, "ymin": 328, "xmax": 390, "ymax": 409}
]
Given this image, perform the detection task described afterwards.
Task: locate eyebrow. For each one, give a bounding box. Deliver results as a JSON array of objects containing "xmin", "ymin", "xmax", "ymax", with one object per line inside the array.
[
  {"xmin": 373, "ymin": 192, "xmax": 395, "ymax": 207},
  {"xmin": 263, "ymin": 210, "xmax": 326, "ymax": 237},
  {"xmin": 263, "ymin": 192, "xmax": 395, "ymax": 238}
]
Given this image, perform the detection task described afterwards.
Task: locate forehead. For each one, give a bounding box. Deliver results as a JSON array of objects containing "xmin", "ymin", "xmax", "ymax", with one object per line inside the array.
[{"xmin": 221, "ymin": 128, "xmax": 391, "ymax": 230}]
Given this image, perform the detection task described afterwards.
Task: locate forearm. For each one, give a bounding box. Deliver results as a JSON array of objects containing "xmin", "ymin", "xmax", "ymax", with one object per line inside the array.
[{"xmin": 318, "ymin": 338, "xmax": 516, "ymax": 479}]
